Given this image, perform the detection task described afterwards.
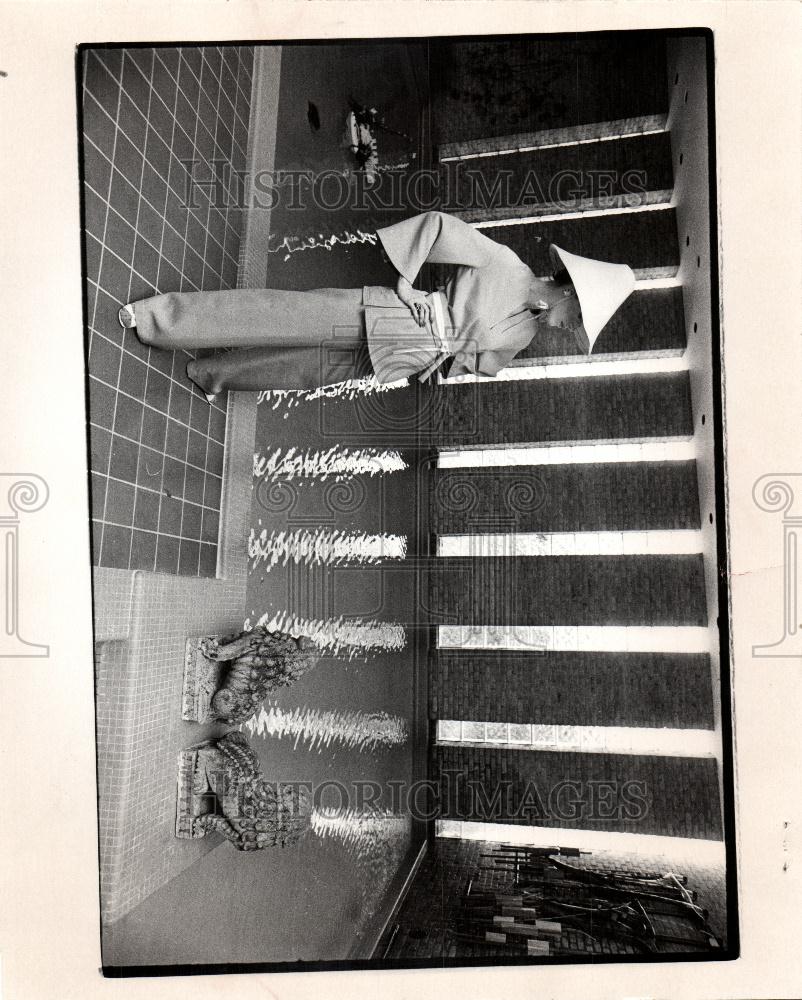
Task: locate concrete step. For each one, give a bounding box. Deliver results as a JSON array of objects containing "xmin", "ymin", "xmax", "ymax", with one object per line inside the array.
[
  {"xmin": 438, "ymin": 113, "xmax": 668, "ymax": 160},
  {"xmin": 431, "ymin": 372, "xmax": 694, "ymax": 448},
  {"xmin": 444, "ymin": 131, "xmax": 674, "ymax": 223},
  {"xmin": 430, "ymin": 649, "xmax": 714, "ymax": 730},
  {"xmin": 430, "ymin": 461, "xmax": 700, "ymax": 533},
  {"xmin": 470, "ymin": 207, "xmax": 679, "ymax": 280},
  {"xmin": 428, "ymin": 553, "xmax": 708, "ymax": 626},
  {"xmin": 430, "ymin": 35, "xmax": 669, "ymax": 149},
  {"xmin": 434, "ymin": 743, "xmax": 722, "ymax": 840}
]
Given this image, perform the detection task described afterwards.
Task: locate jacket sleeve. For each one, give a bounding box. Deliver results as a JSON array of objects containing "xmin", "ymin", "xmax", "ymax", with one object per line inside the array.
[{"xmin": 377, "ymin": 211, "xmax": 498, "ymax": 285}]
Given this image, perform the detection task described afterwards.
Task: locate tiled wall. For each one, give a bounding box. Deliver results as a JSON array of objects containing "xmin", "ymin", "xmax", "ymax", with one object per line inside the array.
[
  {"xmin": 95, "ymin": 391, "xmax": 256, "ymax": 926},
  {"xmin": 82, "ymin": 45, "xmax": 254, "ymax": 575},
  {"xmin": 93, "ymin": 45, "xmax": 280, "ymax": 929}
]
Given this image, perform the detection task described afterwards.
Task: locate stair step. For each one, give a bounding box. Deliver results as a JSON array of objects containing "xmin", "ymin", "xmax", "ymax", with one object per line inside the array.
[
  {"xmin": 438, "ymin": 113, "xmax": 668, "ymax": 160},
  {"xmin": 432, "ymin": 372, "xmax": 694, "ymax": 448},
  {"xmin": 436, "ymin": 531, "xmax": 702, "ymax": 557},
  {"xmin": 431, "ymin": 462, "xmax": 700, "ymax": 533},
  {"xmin": 430, "ymin": 35, "xmax": 669, "ymax": 149},
  {"xmin": 439, "ymin": 721, "xmax": 717, "ymax": 757},
  {"xmin": 471, "ymin": 208, "xmax": 679, "ymax": 280},
  {"xmin": 434, "ymin": 744, "xmax": 723, "ymax": 839},
  {"xmin": 462, "ymin": 358, "xmax": 689, "ymax": 382},
  {"xmin": 428, "ymin": 553, "xmax": 708, "ymax": 626},
  {"xmin": 444, "ymin": 131, "xmax": 673, "ymax": 223},
  {"xmin": 517, "ymin": 286, "xmax": 686, "ymax": 362},
  {"xmin": 430, "ymin": 649, "xmax": 714, "ymax": 729},
  {"xmin": 437, "ymin": 440, "xmax": 697, "ymax": 468},
  {"xmin": 437, "ymin": 624, "xmax": 711, "ymax": 653}
]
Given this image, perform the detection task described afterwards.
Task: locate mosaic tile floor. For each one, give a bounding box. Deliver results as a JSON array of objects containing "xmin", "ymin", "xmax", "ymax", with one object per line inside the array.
[{"xmin": 82, "ymin": 44, "xmax": 254, "ymax": 575}]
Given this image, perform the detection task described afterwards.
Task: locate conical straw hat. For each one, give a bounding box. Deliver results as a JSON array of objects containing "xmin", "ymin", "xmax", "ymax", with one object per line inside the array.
[{"xmin": 549, "ymin": 244, "xmax": 636, "ymax": 355}]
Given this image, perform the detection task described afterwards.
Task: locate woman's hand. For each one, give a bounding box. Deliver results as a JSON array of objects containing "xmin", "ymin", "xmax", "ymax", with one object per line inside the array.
[{"xmin": 396, "ymin": 275, "xmax": 433, "ymax": 327}]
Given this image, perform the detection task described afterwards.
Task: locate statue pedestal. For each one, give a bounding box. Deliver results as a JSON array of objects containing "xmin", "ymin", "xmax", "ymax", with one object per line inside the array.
[
  {"xmin": 182, "ymin": 637, "xmax": 224, "ymax": 722},
  {"xmin": 175, "ymin": 731, "xmax": 312, "ymax": 848},
  {"xmin": 175, "ymin": 743, "xmax": 218, "ymax": 839}
]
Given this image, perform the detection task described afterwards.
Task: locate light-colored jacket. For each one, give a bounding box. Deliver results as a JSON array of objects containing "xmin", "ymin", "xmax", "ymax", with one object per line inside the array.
[{"xmin": 363, "ymin": 211, "xmax": 541, "ymax": 383}]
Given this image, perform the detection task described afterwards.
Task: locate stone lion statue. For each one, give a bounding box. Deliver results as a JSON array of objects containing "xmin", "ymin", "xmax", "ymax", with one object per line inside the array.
[
  {"xmin": 191, "ymin": 731, "xmax": 310, "ymax": 850},
  {"xmin": 200, "ymin": 628, "xmax": 320, "ymax": 724}
]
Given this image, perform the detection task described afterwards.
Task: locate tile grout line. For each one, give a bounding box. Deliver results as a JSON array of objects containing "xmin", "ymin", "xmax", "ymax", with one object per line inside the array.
[
  {"xmin": 97, "ymin": 516, "xmax": 220, "ymax": 547},
  {"xmin": 85, "ymin": 177, "xmax": 236, "ymax": 283},
  {"xmin": 127, "ymin": 47, "xmax": 158, "ymax": 572},
  {"xmin": 88, "ymin": 49, "xmax": 126, "ymax": 566},
  {"xmin": 161, "ymin": 48, "xmax": 199, "ymax": 577},
  {"xmin": 90, "ymin": 437, "xmax": 223, "ymax": 494},
  {"xmin": 84, "ymin": 107, "xmax": 244, "ymax": 258},
  {"xmin": 87, "ymin": 335, "xmax": 226, "ymax": 418},
  {"xmin": 154, "ymin": 45, "xmax": 250, "ymax": 160},
  {"xmin": 200, "ymin": 46, "xmax": 229, "ymax": 542},
  {"xmin": 182, "ymin": 45, "xmax": 219, "ymax": 575}
]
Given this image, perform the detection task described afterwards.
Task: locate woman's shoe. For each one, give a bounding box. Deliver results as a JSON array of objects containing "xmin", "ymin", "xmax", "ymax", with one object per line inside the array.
[
  {"xmin": 118, "ymin": 304, "xmax": 136, "ymax": 329},
  {"xmin": 186, "ymin": 360, "xmax": 217, "ymax": 403}
]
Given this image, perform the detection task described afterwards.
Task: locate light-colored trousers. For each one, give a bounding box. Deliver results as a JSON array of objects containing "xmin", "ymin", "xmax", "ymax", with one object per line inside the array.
[{"xmin": 131, "ymin": 288, "xmax": 372, "ymax": 392}]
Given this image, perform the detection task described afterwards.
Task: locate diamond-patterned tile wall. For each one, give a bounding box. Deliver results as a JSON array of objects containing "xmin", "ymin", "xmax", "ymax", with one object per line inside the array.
[{"xmin": 81, "ymin": 45, "xmax": 254, "ymax": 575}]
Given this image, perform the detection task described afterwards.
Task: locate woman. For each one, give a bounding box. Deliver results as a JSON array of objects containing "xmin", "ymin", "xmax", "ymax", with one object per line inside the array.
[{"xmin": 118, "ymin": 211, "xmax": 636, "ymax": 397}]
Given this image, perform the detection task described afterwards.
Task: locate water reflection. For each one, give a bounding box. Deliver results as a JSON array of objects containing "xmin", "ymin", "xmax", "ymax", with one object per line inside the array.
[
  {"xmin": 246, "ymin": 609, "xmax": 407, "ymax": 660},
  {"xmin": 267, "ymin": 226, "xmax": 379, "ymax": 262},
  {"xmin": 243, "ymin": 702, "xmax": 408, "ymax": 752},
  {"xmin": 254, "ymin": 445, "xmax": 407, "ymax": 483},
  {"xmin": 248, "ymin": 527, "xmax": 407, "ymax": 571},
  {"xmin": 310, "ymin": 804, "xmax": 411, "ymax": 940},
  {"xmin": 311, "ymin": 805, "xmax": 409, "ymax": 855},
  {"xmin": 256, "ymin": 374, "xmax": 406, "ymax": 410}
]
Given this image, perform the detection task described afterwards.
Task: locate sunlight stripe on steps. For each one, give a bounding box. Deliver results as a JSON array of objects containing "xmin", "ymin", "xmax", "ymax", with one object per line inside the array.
[
  {"xmin": 437, "ymin": 530, "xmax": 703, "ymax": 557},
  {"xmin": 437, "ymin": 625, "xmax": 710, "ymax": 654},
  {"xmin": 635, "ymin": 275, "xmax": 683, "ymax": 289},
  {"xmin": 462, "ymin": 191, "xmax": 674, "ymax": 226},
  {"xmin": 436, "ymin": 721, "xmax": 717, "ymax": 758},
  {"xmin": 436, "ymin": 821, "xmax": 727, "ymax": 864},
  {"xmin": 440, "ymin": 128, "xmax": 668, "ymax": 161},
  {"xmin": 516, "ymin": 275, "xmax": 682, "ymax": 288},
  {"xmin": 441, "ymin": 355, "xmax": 689, "ymax": 384},
  {"xmin": 437, "ymin": 439, "xmax": 697, "ymax": 469},
  {"xmin": 473, "ymin": 201, "xmax": 674, "ymax": 227},
  {"xmin": 438, "ymin": 116, "xmax": 668, "ymax": 161}
]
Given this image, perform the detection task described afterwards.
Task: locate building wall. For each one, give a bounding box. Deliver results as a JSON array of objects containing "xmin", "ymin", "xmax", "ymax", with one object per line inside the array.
[{"xmin": 665, "ymin": 38, "xmax": 728, "ymax": 820}]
